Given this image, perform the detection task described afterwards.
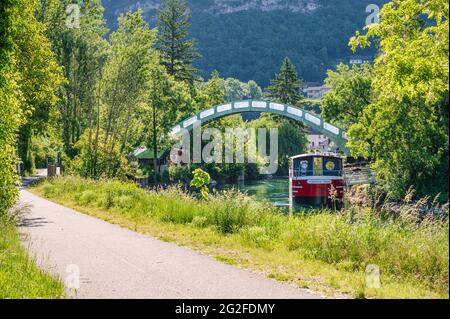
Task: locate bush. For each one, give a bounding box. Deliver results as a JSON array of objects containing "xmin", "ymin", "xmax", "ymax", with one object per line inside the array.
[
  {"xmin": 31, "ymin": 134, "xmax": 62, "ymax": 168},
  {"xmin": 69, "ymin": 129, "xmax": 130, "ymax": 180},
  {"xmin": 168, "ymin": 164, "xmax": 191, "ymax": 182}
]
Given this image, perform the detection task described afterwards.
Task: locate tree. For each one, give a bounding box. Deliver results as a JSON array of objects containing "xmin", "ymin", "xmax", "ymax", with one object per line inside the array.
[
  {"xmin": 15, "ymin": 0, "xmax": 64, "ymax": 174},
  {"xmin": 70, "ymin": 129, "xmax": 129, "ymax": 179},
  {"xmin": 194, "ymin": 70, "xmax": 225, "ymax": 109},
  {"xmin": 266, "ymin": 57, "xmax": 304, "ymax": 106},
  {"xmin": 100, "ymin": 10, "xmax": 158, "ymax": 178},
  {"xmin": 156, "ymin": 0, "xmax": 200, "ymax": 84},
  {"xmin": 190, "ymin": 168, "xmax": 210, "ymax": 199},
  {"xmin": 251, "ymin": 114, "xmax": 308, "ymax": 175},
  {"xmin": 265, "ymin": 57, "xmax": 306, "ymax": 156},
  {"xmin": 223, "ymin": 77, "xmax": 247, "ymax": 102},
  {"xmin": 348, "ymin": 0, "xmax": 449, "ymax": 200},
  {"xmin": 321, "ymin": 63, "xmax": 373, "ymax": 130},
  {"xmin": 39, "ymin": 0, "xmax": 108, "ymax": 158},
  {"xmin": 191, "ymin": 72, "xmax": 249, "ymax": 181},
  {"xmin": 1, "ymin": 0, "xmax": 61, "ymax": 211},
  {"xmin": 0, "ymin": 0, "xmax": 23, "ymax": 212},
  {"xmin": 220, "ymin": 78, "xmax": 263, "ymax": 102},
  {"xmin": 247, "ymin": 80, "xmax": 263, "ymax": 100},
  {"xmin": 145, "ymin": 65, "xmax": 193, "ymax": 179}
]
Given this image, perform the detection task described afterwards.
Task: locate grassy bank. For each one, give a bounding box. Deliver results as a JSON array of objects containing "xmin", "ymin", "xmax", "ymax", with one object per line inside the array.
[
  {"xmin": 31, "ymin": 176, "xmax": 449, "ymax": 298},
  {"xmin": 0, "ymin": 215, "xmax": 65, "ymax": 298}
]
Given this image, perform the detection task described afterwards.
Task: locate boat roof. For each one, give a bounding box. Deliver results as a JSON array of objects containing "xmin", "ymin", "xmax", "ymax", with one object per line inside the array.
[{"xmin": 290, "ymin": 152, "xmax": 343, "ymax": 160}]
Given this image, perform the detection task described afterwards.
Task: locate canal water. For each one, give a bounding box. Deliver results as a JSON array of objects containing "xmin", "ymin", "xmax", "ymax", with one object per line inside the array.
[{"xmin": 217, "ymin": 178, "xmax": 290, "ymax": 207}]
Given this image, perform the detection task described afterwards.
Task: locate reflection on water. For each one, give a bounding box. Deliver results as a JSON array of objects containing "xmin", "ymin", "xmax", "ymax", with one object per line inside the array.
[{"xmin": 217, "ymin": 178, "xmax": 290, "ymax": 207}]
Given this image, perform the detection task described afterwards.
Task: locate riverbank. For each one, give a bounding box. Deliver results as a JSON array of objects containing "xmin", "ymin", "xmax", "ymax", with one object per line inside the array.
[
  {"xmin": 31, "ymin": 176, "xmax": 449, "ymax": 298},
  {"xmin": 0, "ymin": 213, "xmax": 65, "ymax": 298}
]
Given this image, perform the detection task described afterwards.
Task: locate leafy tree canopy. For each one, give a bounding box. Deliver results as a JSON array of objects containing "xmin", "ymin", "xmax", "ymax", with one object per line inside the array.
[
  {"xmin": 348, "ymin": 0, "xmax": 449, "ymax": 200},
  {"xmin": 321, "ymin": 63, "xmax": 373, "ymax": 130}
]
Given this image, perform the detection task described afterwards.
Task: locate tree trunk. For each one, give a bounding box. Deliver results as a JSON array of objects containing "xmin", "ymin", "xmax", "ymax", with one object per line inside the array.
[{"xmin": 152, "ymin": 102, "xmax": 158, "ymax": 182}]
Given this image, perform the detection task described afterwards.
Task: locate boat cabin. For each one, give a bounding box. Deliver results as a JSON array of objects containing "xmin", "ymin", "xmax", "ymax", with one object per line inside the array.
[{"xmin": 289, "ymin": 153, "xmax": 344, "ymax": 207}]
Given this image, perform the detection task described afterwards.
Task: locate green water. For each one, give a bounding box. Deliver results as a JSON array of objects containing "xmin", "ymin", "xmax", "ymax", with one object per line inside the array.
[{"xmin": 217, "ymin": 178, "xmax": 290, "ymax": 207}]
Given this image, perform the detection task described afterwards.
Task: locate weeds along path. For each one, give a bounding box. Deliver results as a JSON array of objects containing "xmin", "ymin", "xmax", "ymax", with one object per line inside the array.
[{"xmin": 18, "ymin": 190, "xmax": 321, "ymax": 299}]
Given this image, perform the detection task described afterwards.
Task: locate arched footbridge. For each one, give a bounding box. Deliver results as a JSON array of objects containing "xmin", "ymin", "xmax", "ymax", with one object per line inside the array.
[{"xmin": 169, "ymin": 100, "xmax": 351, "ymax": 156}]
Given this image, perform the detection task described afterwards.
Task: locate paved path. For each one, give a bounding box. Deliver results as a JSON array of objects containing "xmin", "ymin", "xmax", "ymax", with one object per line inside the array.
[{"xmin": 19, "ymin": 190, "xmax": 321, "ymax": 299}]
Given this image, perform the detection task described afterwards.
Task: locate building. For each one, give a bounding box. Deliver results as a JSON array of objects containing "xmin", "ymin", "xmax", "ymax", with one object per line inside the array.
[
  {"xmin": 132, "ymin": 147, "xmax": 169, "ymax": 174},
  {"xmin": 302, "ymin": 82, "xmax": 331, "ymax": 99},
  {"xmin": 305, "ymin": 129, "xmax": 338, "ymax": 153}
]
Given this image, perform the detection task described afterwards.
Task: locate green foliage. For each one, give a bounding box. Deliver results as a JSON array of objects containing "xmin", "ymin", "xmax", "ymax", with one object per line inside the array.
[
  {"xmin": 348, "ymin": 0, "xmax": 449, "ymax": 200},
  {"xmin": 145, "ymin": 65, "xmax": 193, "ymax": 178},
  {"xmin": 1, "ymin": 0, "xmax": 23, "ymax": 213},
  {"xmin": 247, "ymin": 80, "xmax": 263, "ymax": 100},
  {"xmin": 194, "ymin": 70, "xmax": 225, "ymax": 108},
  {"xmin": 82, "ymin": 10, "xmax": 159, "ymax": 179},
  {"xmin": 0, "ymin": 215, "xmax": 65, "ymax": 298},
  {"xmin": 40, "ymin": 0, "xmax": 107, "ymax": 157},
  {"xmin": 251, "ymin": 113, "xmax": 308, "ymax": 175},
  {"xmin": 102, "ymin": 9, "xmax": 157, "ymax": 148},
  {"xmin": 70, "ymin": 130, "xmax": 130, "ymax": 179},
  {"xmin": 156, "ymin": 0, "xmax": 201, "ymax": 84},
  {"xmin": 35, "ymin": 176, "xmax": 449, "ymax": 295},
  {"xmin": 222, "ymin": 78, "xmax": 263, "ymax": 102},
  {"xmin": 192, "ymin": 72, "xmax": 248, "ymax": 181},
  {"xmin": 168, "ymin": 164, "xmax": 191, "ymax": 182},
  {"xmin": 0, "ymin": 75, "xmax": 22, "ymax": 213},
  {"xmin": 1, "ymin": 0, "xmax": 62, "ymax": 210},
  {"xmin": 266, "ymin": 57, "xmax": 304, "ymax": 106},
  {"xmin": 190, "ymin": 168, "xmax": 210, "ymax": 199},
  {"xmin": 321, "ymin": 63, "xmax": 373, "ymax": 130},
  {"xmin": 7, "ymin": 0, "xmax": 64, "ymax": 175},
  {"xmin": 103, "ymin": 0, "xmax": 386, "ymax": 86},
  {"xmin": 31, "ymin": 130, "xmax": 62, "ymax": 168}
]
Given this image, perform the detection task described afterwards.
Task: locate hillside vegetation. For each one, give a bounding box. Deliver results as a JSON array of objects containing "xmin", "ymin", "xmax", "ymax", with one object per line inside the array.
[{"xmin": 102, "ymin": 0, "xmax": 387, "ymax": 85}]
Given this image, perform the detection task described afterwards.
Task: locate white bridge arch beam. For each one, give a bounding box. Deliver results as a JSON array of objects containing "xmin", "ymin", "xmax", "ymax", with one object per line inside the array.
[{"xmin": 169, "ymin": 100, "xmax": 350, "ymax": 156}]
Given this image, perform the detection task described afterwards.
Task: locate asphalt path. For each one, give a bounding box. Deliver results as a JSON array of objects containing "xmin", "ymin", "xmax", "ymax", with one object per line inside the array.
[{"xmin": 19, "ymin": 189, "xmax": 321, "ymax": 299}]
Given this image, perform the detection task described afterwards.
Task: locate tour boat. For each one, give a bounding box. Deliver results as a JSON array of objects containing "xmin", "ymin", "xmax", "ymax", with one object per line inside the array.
[{"xmin": 289, "ymin": 153, "xmax": 344, "ymax": 207}]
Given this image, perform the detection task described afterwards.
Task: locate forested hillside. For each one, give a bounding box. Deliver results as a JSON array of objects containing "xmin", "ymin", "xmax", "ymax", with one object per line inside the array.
[{"xmin": 102, "ymin": 0, "xmax": 387, "ymax": 85}]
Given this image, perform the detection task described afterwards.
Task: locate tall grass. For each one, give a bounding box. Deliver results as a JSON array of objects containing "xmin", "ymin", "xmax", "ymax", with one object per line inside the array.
[
  {"xmin": 0, "ymin": 214, "xmax": 65, "ymax": 298},
  {"xmin": 35, "ymin": 176, "xmax": 449, "ymax": 295}
]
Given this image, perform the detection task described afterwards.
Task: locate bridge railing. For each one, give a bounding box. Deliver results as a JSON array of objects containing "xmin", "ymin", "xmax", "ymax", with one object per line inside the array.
[
  {"xmin": 169, "ymin": 100, "xmax": 351, "ymax": 156},
  {"xmin": 344, "ymin": 166, "xmax": 375, "ymax": 186}
]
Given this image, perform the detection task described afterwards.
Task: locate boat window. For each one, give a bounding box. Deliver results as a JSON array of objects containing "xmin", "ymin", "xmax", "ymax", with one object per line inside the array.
[
  {"xmin": 323, "ymin": 157, "xmax": 342, "ymax": 176},
  {"xmin": 313, "ymin": 157, "xmax": 323, "ymax": 176},
  {"xmin": 293, "ymin": 157, "xmax": 313, "ymax": 176}
]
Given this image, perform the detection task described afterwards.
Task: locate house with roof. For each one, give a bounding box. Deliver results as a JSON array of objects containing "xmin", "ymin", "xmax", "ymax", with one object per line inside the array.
[
  {"xmin": 302, "ymin": 82, "xmax": 331, "ymax": 99},
  {"xmin": 305, "ymin": 128, "xmax": 338, "ymax": 153},
  {"xmin": 132, "ymin": 147, "xmax": 169, "ymax": 174}
]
